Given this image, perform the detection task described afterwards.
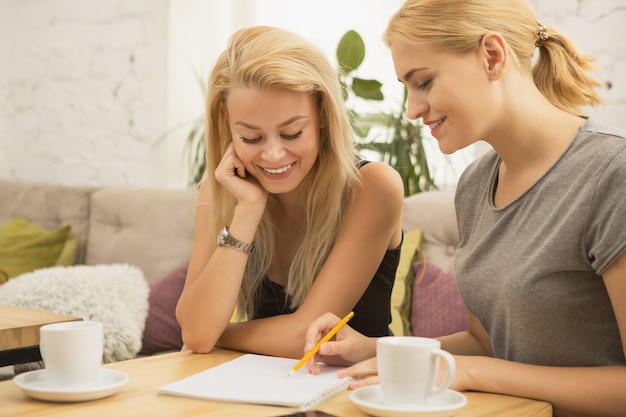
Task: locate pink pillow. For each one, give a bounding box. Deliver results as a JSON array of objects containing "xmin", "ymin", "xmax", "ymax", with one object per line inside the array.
[
  {"xmin": 410, "ymin": 261, "xmax": 468, "ymax": 338},
  {"xmin": 139, "ymin": 264, "xmax": 187, "ymax": 355}
]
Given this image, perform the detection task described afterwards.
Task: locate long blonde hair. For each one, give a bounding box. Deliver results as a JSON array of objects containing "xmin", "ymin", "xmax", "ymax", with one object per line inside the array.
[
  {"xmin": 204, "ymin": 26, "xmax": 360, "ymax": 319},
  {"xmin": 384, "ymin": 0, "xmax": 603, "ymax": 114}
]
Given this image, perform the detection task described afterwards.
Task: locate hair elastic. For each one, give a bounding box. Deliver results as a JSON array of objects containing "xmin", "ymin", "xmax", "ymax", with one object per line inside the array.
[{"xmin": 535, "ymin": 23, "xmax": 549, "ymax": 47}]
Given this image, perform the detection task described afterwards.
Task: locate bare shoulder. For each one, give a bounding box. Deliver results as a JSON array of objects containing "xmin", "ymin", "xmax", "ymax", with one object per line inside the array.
[{"xmin": 357, "ymin": 161, "xmax": 404, "ymax": 202}]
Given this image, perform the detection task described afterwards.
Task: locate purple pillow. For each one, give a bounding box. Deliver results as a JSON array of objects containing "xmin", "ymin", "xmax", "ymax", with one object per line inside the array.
[
  {"xmin": 139, "ymin": 264, "xmax": 187, "ymax": 355},
  {"xmin": 410, "ymin": 261, "xmax": 468, "ymax": 338}
]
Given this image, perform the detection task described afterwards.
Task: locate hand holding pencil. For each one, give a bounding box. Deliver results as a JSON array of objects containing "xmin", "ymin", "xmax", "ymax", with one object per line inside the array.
[
  {"xmin": 298, "ymin": 311, "xmax": 381, "ymax": 390},
  {"xmin": 289, "ymin": 311, "xmax": 355, "ymax": 376}
]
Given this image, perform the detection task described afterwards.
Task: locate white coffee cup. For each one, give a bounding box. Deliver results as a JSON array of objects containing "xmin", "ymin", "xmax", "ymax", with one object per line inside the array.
[
  {"xmin": 39, "ymin": 320, "xmax": 104, "ymax": 386},
  {"xmin": 377, "ymin": 336, "xmax": 455, "ymax": 406}
]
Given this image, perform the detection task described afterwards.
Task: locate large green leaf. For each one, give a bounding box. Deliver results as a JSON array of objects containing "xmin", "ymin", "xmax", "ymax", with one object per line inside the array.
[
  {"xmin": 352, "ymin": 77, "xmax": 384, "ymax": 101},
  {"xmin": 336, "ymin": 30, "xmax": 365, "ymax": 75}
]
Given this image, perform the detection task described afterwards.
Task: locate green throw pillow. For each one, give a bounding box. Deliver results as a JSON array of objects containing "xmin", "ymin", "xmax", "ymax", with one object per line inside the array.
[
  {"xmin": 55, "ymin": 230, "xmax": 78, "ymax": 267},
  {"xmin": 0, "ymin": 217, "xmax": 77, "ymax": 279},
  {"xmin": 389, "ymin": 228, "xmax": 423, "ymax": 336}
]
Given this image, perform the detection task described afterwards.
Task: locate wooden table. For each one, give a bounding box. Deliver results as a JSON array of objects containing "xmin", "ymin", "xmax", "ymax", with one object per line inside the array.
[
  {"xmin": 0, "ymin": 348, "xmax": 552, "ymax": 417},
  {"xmin": 0, "ymin": 305, "xmax": 81, "ymax": 366}
]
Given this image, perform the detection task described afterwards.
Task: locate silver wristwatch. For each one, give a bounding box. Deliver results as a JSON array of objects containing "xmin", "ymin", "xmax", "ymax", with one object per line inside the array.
[{"xmin": 216, "ymin": 226, "xmax": 256, "ymax": 254}]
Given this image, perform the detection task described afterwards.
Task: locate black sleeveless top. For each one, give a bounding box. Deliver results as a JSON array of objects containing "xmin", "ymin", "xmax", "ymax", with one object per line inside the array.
[{"xmin": 251, "ymin": 160, "xmax": 401, "ymax": 337}]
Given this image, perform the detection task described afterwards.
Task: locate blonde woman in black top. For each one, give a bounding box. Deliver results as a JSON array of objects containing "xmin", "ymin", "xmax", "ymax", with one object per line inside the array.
[{"xmin": 176, "ymin": 26, "xmax": 404, "ymax": 359}]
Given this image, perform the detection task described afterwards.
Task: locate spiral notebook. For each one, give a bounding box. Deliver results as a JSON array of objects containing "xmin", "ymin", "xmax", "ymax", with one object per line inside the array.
[{"xmin": 157, "ymin": 353, "xmax": 350, "ymax": 410}]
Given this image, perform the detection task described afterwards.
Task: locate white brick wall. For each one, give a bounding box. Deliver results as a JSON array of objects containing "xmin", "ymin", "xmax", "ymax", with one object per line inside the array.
[
  {"xmin": 0, "ymin": 0, "xmax": 624, "ymax": 188},
  {"xmin": 529, "ymin": 0, "xmax": 626, "ymax": 126},
  {"xmin": 0, "ymin": 0, "xmax": 168, "ymax": 187}
]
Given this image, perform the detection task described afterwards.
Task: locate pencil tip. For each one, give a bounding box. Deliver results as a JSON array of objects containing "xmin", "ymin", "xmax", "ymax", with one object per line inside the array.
[{"xmin": 288, "ymin": 370, "xmax": 295, "ymax": 377}]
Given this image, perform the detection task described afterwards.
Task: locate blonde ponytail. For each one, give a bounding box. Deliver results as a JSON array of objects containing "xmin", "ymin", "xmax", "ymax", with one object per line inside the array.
[{"xmin": 533, "ymin": 25, "xmax": 604, "ymax": 114}]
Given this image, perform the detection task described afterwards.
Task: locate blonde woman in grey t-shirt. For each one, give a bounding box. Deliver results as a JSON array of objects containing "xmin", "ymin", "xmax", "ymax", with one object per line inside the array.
[{"xmin": 302, "ymin": 1, "xmax": 626, "ymax": 416}]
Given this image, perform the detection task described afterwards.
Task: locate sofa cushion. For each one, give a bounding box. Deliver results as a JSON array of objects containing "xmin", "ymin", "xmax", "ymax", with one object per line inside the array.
[
  {"xmin": 0, "ymin": 217, "xmax": 77, "ymax": 280},
  {"xmin": 402, "ymin": 191, "xmax": 458, "ymax": 273},
  {"xmin": 0, "ymin": 264, "xmax": 149, "ymax": 363},
  {"xmin": 410, "ymin": 261, "xmax": 468, "ymax": 338},
  {"xmin": 140, "ymin": 264, "xmax": 187, "ymax": 355},
  {"xmin": 0, "ymin": 180, "xmax": 93, "ymax": 265},
  {"xmin": 86, "ymin": 187, "xmax": 197, "ymax": 284},
  {"xmin": 389, "ymin": 228, "xmax": 423, "ymax": 336}
]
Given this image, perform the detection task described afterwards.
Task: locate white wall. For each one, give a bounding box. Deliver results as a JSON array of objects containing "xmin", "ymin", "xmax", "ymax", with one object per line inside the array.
[
  {"xmin": 0, "ymin": 0, "xmax": 169, "ymax": 187},
  {"xmin": 529, "ymin": 0, "xmax": 626, "ymax": 127},
  {"xmin": 1, "ymin": 0, "xmax": 625, "ymax": 189}
]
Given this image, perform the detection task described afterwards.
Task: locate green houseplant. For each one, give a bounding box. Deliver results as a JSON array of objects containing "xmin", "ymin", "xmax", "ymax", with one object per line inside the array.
[
  {"xmin": 336, "ymin": 30, "xmax": 436, "ymax": 195},
  {"xmin": 181, "ymin": 30, "xmax": 437, "ymax": 194}
]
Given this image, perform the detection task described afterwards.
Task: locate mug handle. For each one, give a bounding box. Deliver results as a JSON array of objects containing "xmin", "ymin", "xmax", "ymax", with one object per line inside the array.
[{"xmin": 431, "ymin": 349, "xmax": 456, "ymax": 397}]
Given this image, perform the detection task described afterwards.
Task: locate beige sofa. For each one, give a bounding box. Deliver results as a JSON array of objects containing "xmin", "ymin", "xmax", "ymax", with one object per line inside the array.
[
  {"xmin": 0, "ymin": 179, "xmax": 457, "ymax": 282},
  {"xmin": 0, "ymin": 180, "xmax": 198, "ymax": 286}
]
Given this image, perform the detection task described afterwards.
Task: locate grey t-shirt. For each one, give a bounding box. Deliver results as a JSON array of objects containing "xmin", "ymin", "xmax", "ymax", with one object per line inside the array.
[{"xmin": 455, "ymin": 119, "xmax": 626, "ymax": 366}]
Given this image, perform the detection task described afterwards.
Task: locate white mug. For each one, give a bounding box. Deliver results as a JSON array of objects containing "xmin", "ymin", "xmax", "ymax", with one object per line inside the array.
[
  {"xmin": 377, "ymin": 336, "xmax": 455, "ymax": 406},
  {"xmin": 39, "ymin": 321, "xmax": 104, "ymax": 386}
]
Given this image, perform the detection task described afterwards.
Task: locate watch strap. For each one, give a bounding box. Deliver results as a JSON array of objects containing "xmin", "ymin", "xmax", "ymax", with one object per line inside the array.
[{"xmin": 217, "ymin": 226, "xmax": 256, "ymax": 254}]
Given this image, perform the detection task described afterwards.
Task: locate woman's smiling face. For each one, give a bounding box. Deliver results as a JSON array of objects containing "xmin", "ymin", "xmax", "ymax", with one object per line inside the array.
[
  {"xmin": 226, "ymin": 87, "xmax": 320, "ymax": 195},
  {"xmin": 390, "ymin": 39, "xmax": 498, "ymax": 154}
]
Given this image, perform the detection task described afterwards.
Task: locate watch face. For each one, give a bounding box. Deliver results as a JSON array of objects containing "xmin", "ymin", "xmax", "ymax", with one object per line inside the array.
[{"xmin": 217, "ymin": 227, "xmax": 228, "ymax": 245}]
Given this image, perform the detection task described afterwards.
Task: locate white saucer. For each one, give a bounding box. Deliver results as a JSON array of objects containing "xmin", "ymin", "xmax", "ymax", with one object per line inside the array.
[
  {"xmin": 13, "ymin": 368, "xmax": 129, "ymax": 402},
  {"xmin": 349, "ymin": 385, "xmax": 467, "ymax": 417}
]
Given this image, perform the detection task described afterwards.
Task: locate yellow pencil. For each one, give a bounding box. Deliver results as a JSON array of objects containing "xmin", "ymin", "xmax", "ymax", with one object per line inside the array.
[{"xmin": 288, "ymin": 311, "xmax": 355, "ymax": 376}]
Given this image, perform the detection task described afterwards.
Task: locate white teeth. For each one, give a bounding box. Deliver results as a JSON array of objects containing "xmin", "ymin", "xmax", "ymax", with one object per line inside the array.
[
  {"xmin": 264, "ymin": 164, "xmax": 292, "ymax": 174},
  {"xmin": 430, "ymin": 117, "xmax": 445, "ymax": 130}
]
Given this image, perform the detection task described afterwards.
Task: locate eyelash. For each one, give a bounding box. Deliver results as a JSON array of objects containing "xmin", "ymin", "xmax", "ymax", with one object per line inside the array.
[
  {"xmin": 283, "ymin": 130, "xmax": 303, "ymax": 140},
  {"xmin": 416, "ymin": 79, "xmax": 432, "ymax": 91},
  {"xmin": 239, "ymin": 130, "xmax": 304, "ymax": 144},
  {"xmin": 239, "ymin": 136, "xmax": 260, "ymax": 144}
]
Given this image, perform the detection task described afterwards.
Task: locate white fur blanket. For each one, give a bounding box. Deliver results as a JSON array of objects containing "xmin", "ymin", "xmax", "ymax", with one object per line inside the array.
[{"xmin": 0, "ymin": 264, "xmax": 149, "ymax": 364}]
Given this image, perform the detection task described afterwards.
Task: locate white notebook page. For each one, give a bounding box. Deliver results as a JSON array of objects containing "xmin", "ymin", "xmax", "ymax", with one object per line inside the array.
[{"xmin": 157, "ymin": 354, "xmax": 350, "ymax": 410}]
